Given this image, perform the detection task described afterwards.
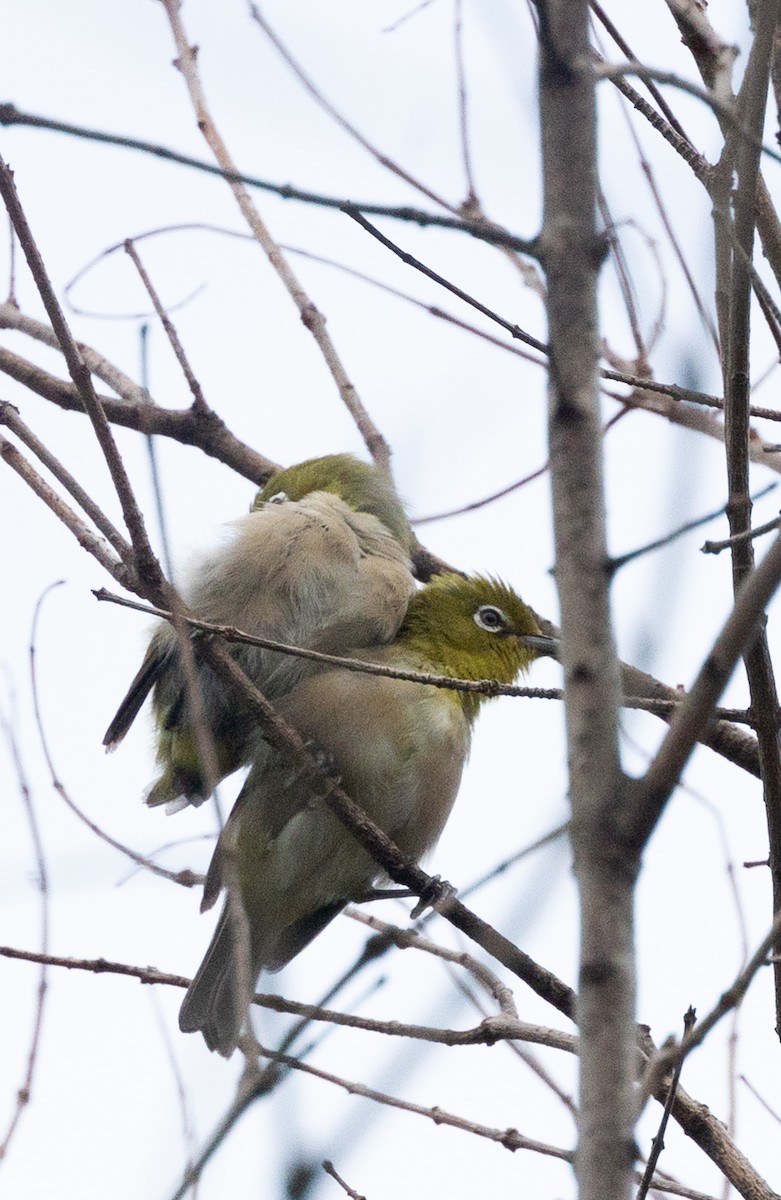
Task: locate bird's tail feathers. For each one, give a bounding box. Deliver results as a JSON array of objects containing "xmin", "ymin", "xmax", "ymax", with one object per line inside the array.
[
  {"xmin": 179, "ymin": 897, "xmax": 347, "ymax": 1054},
  {"xmin": 178, "ymin": 904, "xmax": 260, "ymax": 1057},
  {"xmin": 103, "ymin": 645, "xmax": 168, "ymax": 749}
]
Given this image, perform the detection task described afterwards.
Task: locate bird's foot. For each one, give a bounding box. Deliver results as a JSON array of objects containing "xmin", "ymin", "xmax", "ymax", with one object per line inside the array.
[
  {"xmin": 411, "ymin": 875, "xmax": 458, "ymax": 919},
  {"xmin": 296, "ymin": 740, "xmax": 342, "ymax": 805},
  {"xmin": 307, "ymin": 741, "xmax": 342, "ymax": 780}
]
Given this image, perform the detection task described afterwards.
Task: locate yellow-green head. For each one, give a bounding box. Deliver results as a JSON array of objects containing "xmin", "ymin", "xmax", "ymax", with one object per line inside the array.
[
  {"xmin": 253, "ymin": 454, "xmax": 412, "ymax": 551},
  {"xmin": 399, "ymin": 573, "xmax": 554, "ymax": 720}
]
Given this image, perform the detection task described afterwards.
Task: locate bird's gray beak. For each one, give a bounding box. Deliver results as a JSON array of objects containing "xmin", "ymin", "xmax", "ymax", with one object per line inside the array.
[{"xmin": 520, "ymin": 634, "xmax": 559, "ymax": 660}]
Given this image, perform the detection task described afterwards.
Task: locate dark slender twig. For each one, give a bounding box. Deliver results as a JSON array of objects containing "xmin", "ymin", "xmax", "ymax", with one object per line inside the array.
[
  {"xmin": 641, "ymin": 907, "xmax": 781, "ymax": 1102},
  {"xmin": 611, "ymin": 483, "xmax": 777, "ymax": 570},
  {"xmin": 414, "ymin": 461, "xmax": 550, "ymax": 525},
  {"xmin": 93, "ymin": 586, "xmax": 557, "ymax": 700},
  {"xmin": 601, "ymin": 368, "xmax": 781, "ymax": 421},
  {"xmin": 167, "ymin": 1040, "xmax": 574, "ymax": 1200},
  {"xmin": 590, "ymin": 17, "xmax": 719, "ymax": 350},
  {"xmin": 593, "ymin": 62, "xmax": 781, "ymax": 171},
  {"xmin": 323, "ymin": 1162, "xmax": 366, "ymax": 1200},
  {"xmin": 341, "ymin": 206, "xmax": 544, "ymax": 351},
  {"xmin": 0, "ymin": 436, "xmax": 133, "ymax": 587},
  {"xmin": 453, "ymin": 0, "xmax": 477, "ymax": 203},
  {"xmin": 589, "ymin": 3, "xmax": 693, "ymax": 145},
  {"xmin": 0, "ymin": 103, "xmax": 536, "ymax": 253},
  {"xmin": 0, "ymin": 403, "xmax": 133, "ymax": 558},
  {"xmin": 703, "ymin": 511, "xmax": 781, "ymax": 554},
  {"xmin": 0, "ymin": 337, "xmax": 276, "ymax": 485},
  {"xmin": 597, "ymin": 52, "xmax": 712, "ymax": 184},
  {"xmin": 636, "ymin": 1008, "xmax": 697, "ymax": 1200},
  {"xmin": 626, "ymin": 528, "xmax": 781, "ymax": 852},
  {"xmin": 338, "ymin": 212, "xmax": 781, "ymax": 428},
  {"xmin": 0, "ymin": 155, "xmax": 166, "ymax": 600},
  {"xmin": 95, "ymin": 588, "xmax": 765, "ymax": 737},
  {"xmin": 0, "ymin": 943, "xmax": 569, "ymax": 1048},
  {"xmin": 720, "ymin": 0, "xmax": 781, "ymax": 1038}
]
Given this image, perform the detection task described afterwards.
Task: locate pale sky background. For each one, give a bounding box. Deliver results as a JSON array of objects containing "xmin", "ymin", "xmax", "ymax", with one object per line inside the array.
[{"xmin": 2, "ymin": 2, "xmax": 780, "ymax": 1198}]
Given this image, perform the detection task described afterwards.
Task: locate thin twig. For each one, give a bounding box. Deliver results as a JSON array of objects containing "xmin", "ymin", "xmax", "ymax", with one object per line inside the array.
[
  {"xmin": 0, "ymin": 436, "xmax": 133, "ymax": 587},
  {"xmin": 453, "ymin": 0, "xmax": 477, "ymax": 204},
  {"xmin": 342, "ymin": 206, "xmax": 544, "ymax": 353},
  {"xmin": 738, "ymin": 1075, "xmax": 781, "ymax": 1125},
  {"xmin": 168, "ymin": 1041, "xmax": 574, "ymax": 1200},
  {"xmin": 0, "ymin": 337, "xmax": 275, "ymax": 486},
  {"xmin": 641, "ymin": 910, "xmax": 781, "ymax": 1097},
  {"xmin": 28, "ymin": 584, "xmax": 201, "ymax": 888},
  {"xmin": 720, "ymin": 0, "xmax": 781, "ymax": 1038},
  {"xmin": 611, "ymin": 483, "xmax": 777, "ymax": 570},
  {"xmin": 0, "ymin": 402, "xmax": 133, "ymax": 559},
  {"xmin": 0, "ymin": 103, "xmax": 535, "ymax": 252},
  {"xmin": 96, "ymin": 586, "xmax": 763, "ymax": 733},
  {"xmin": 248, "ymin": 3, "xmax": 456, "ymax": 212},
  {"xmin": 703, "ymin": 512, "xmax": 781, "ymax": 554},
  {"xmin": 93, "ymin": 586, "xmax": 557, "ymax": 700},
  {"xmin": 637, "ymin": 1008, "xmax": 697, "ymax": 1200},
  {"xmin": 594, "ymin": 62, "xmax": 781, "ymax": 170},
  {"xmin": 414, "ymin": 461, "xmax": 550, "ymax": 525},
  {"xmin": 0, "ymin": 944, "xmax": 570, "ymax": 1049},
  {"xmin": 0, "ymin": 156, "xmax": 165, "ymax": 599},
  {"xmin": 160, "ymin": 1, "xmax": 391, "ymax": 468},
  {"xmin": 323, "ymin": 1162, "xmax": 366, "ymax": 1200},
  {"xmin": 124, "ymin": 240, "xmax": 209, "ymax": 413},
  {"xmin": 627, "ymin": 527, "xmax": 781, "ymax": 851},
  {"xmin": 590, "ymin": 3, "xmax": 694, "ymax": 144},
  {"xmin": 590, "ymin": 16, "xmax": 719, "ymax": 351},
  {"xmin": 0, "ymin": 705, "xmax": 49, "ymax": 1161}
]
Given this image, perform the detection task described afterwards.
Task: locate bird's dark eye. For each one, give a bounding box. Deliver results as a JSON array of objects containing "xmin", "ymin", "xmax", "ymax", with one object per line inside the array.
[
  {"xmin": 267, "ymin": 491, "xmax": 289, "ymax": 506},
  {"xmin": 474, "ymin": 605, "xmax": 507, "ymax": 633}
]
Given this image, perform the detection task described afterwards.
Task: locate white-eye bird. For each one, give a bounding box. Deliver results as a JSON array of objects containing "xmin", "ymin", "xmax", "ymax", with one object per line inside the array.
[
  {"xmin": 103, "ymin": 455, "xmax": 415, "ymax": 809},
  {"xmin": 178, "ymin": 573, "xmax": 554, "ymax": 1055}
]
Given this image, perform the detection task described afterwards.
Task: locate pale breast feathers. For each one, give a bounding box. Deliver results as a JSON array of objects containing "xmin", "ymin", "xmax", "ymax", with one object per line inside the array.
[{"xmin": 186, "ymin": 492, "xmax": 414, "ymax": 648}]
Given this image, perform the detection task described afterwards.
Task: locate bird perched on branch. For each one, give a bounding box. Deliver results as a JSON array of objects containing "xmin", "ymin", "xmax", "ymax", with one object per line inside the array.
[
  {"xmin": 103, "ymin": 454, "xmax": 415, "ymax": 810},
  {"xmin": 178, "ymin": 572, "xmax": 555, "ymax": 1056}
]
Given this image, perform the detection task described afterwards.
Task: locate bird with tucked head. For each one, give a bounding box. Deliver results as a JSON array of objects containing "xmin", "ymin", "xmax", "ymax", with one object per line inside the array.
[
  {"xmin": 103, "ymin": 454, "xmax": 415, "ymax": 810},
  {"xmin": 178, "ymin": 572, "xmax": 556, "ymax": 1055}
]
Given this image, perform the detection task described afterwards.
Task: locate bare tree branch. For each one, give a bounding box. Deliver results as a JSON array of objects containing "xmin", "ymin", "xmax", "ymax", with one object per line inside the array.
[{"xmin": 538, "ymin": 7, "xmax": 632, "ymax": 1199}]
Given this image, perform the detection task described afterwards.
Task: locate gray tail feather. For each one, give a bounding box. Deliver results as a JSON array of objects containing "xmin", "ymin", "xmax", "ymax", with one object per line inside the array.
[
  {"xmin": 103, "ymin": 646, "xmax": 168, "ymax": 748},
  {"xmin": 179, "ymin": 900, "xmax": 348, "ymax": 1055},
  {"xmin": 178, "ymin": 905, "xmax": 258, "ymax": 1057}
]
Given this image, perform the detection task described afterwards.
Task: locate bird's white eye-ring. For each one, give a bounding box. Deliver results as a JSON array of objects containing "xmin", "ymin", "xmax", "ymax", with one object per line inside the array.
[
  {"xmin": 474, "ymin": 605, "xmax": 507, "ymax": 633},
  {"xmin": 267, "ymin": 490, "xmax": 289, "ymax": 506}
]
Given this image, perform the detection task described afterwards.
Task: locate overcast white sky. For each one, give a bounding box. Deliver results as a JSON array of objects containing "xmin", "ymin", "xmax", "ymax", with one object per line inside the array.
[{"xmin": 2, "ymin": 3, "xmax": 780, "ymax": 1198}]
